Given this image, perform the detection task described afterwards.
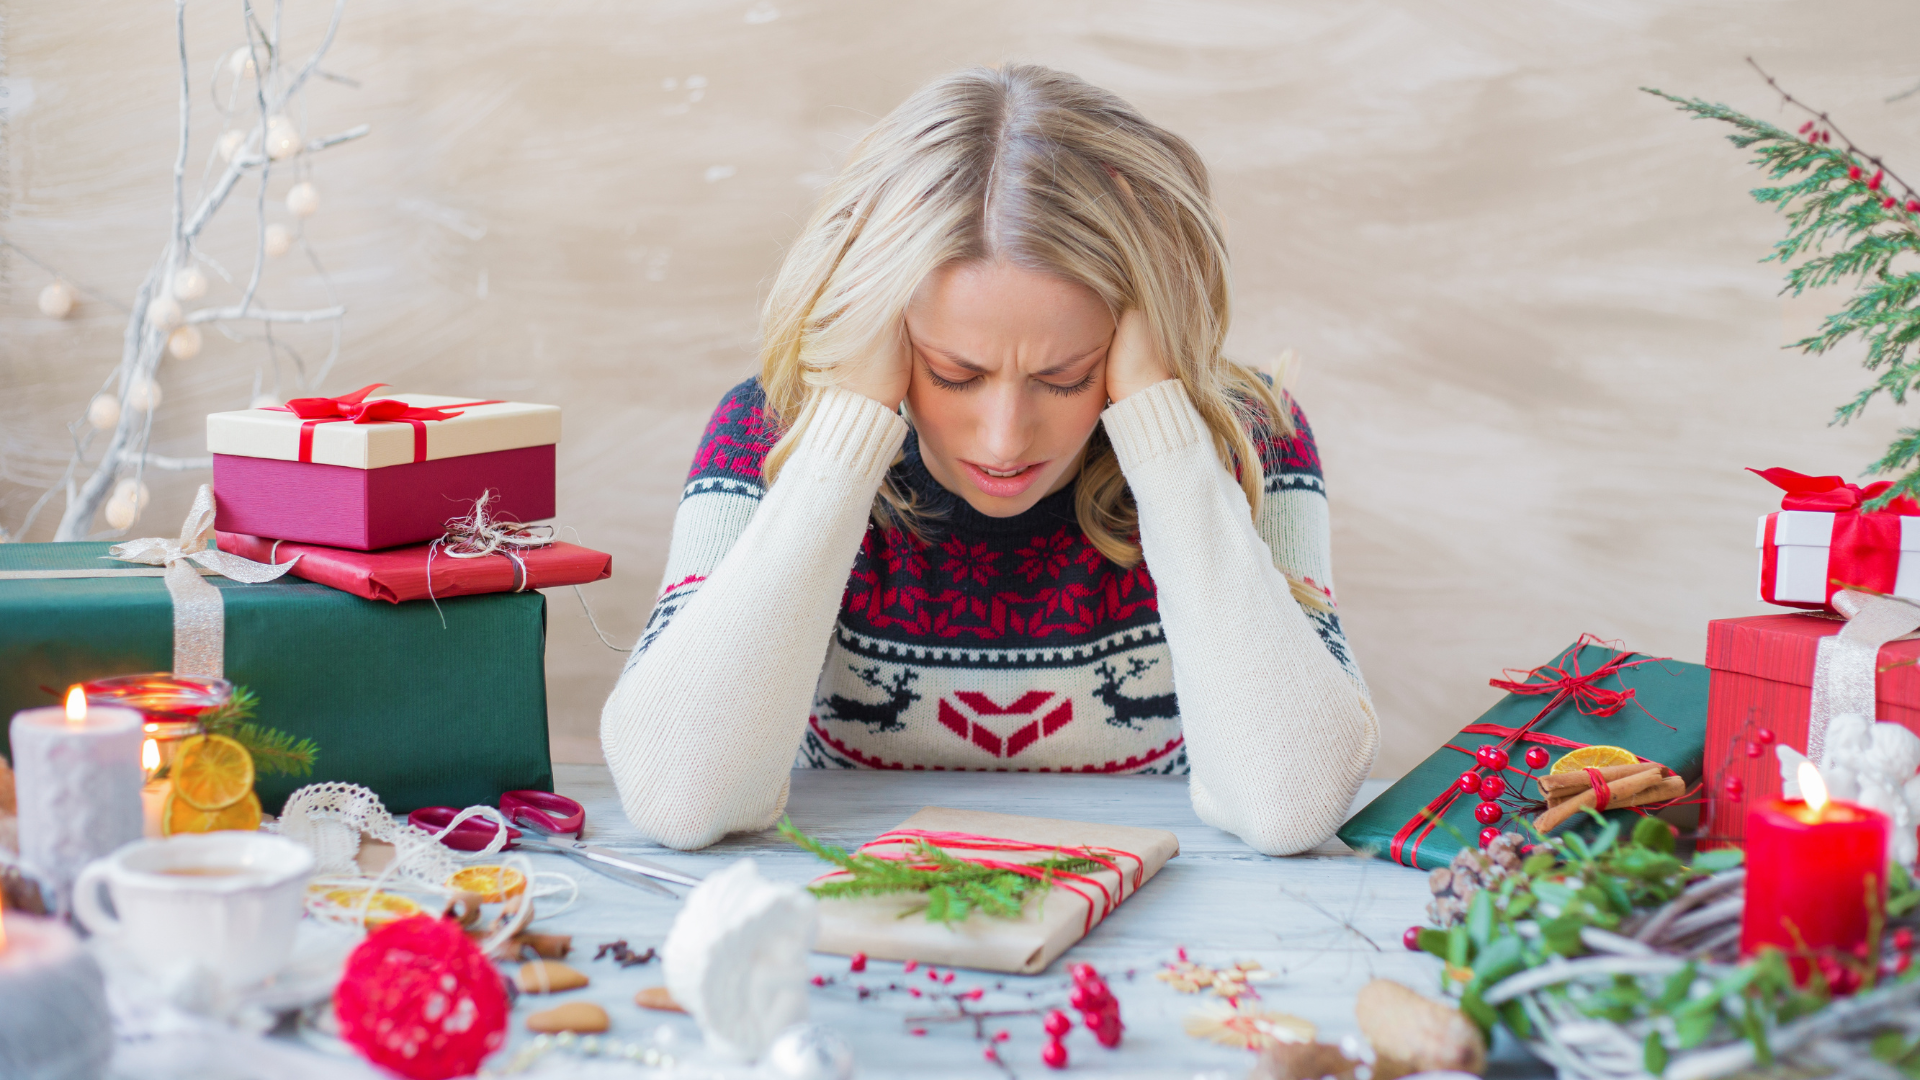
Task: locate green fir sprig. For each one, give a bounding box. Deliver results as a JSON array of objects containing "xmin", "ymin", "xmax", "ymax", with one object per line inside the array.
[
  {"xmin": 155, "ymin": 685, "xmax": 318, "ymax": 779},
  {"xmin": 778, "ymin": 818, "xmax": 1112, "ymax": 924},
  {"xmin": 1647, "ymin": 64, "xmax": 1920, "ymax": 509}
]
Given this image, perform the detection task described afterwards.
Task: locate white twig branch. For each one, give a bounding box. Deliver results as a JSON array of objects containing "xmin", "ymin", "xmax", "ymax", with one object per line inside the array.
[
  {"xmin": 187, "ymin": 304, "xmax": 345, "ymax": 324},
  {"xmin": 305, "ymin": 124, "xmax": 369, "ymax": 152},
  {"xmin": 139, "ymin": 454, "xmax": 213, "ymax": 471}
]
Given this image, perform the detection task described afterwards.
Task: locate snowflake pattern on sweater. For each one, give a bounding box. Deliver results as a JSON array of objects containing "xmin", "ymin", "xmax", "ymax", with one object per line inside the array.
[{"xmin": 637, "ymin": 377, "xmax": 1366, "ymax": 775}]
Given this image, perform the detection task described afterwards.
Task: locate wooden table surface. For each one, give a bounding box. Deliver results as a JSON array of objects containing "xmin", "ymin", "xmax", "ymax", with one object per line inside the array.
[{"xmin": 471, "ymin": 766, "xmax": 1550, "ymax": 1079}]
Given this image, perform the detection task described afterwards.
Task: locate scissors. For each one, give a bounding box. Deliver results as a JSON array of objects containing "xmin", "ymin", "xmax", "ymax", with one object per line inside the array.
[{"xmin": 408, "ymin": 792, "xmax": 700, "ymax": 896}]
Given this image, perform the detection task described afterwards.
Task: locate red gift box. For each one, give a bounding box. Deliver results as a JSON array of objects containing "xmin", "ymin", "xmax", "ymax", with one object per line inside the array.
[
  {"xmin": 212, "ymin": 445, "xmax": 555, "ymax": 551},
  {"xmin": 1703, "ymin": 612, "xmax": 1920, "ymax": 847},
  {"xmin": 216, "ymin": 530, "xmax": 611, "ymax": 604}
]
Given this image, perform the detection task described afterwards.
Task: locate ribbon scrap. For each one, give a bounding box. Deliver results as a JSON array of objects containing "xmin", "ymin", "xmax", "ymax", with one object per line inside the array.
[
  {"xmin": 268, "ymin": 383, "xmax": 503, "ymax": 464},
  {"xmin": 1386, "ymin": 635, "xmax": 1670, "ymax": 868},
  {"xmin": 826, "ymin": 829, "xmax": 1146, "ymax": 936}
]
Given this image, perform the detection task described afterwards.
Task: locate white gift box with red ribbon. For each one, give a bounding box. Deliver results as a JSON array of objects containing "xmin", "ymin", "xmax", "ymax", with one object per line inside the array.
[{"xmin": 1757, "ymin": 509, "xmax": 1920, "ymax": 609}]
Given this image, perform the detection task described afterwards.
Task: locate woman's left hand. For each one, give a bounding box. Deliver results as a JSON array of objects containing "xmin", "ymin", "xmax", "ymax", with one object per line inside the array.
[{"xmin": 1105, "ymin": 309, "xmax": 1174, "ymax": 403}]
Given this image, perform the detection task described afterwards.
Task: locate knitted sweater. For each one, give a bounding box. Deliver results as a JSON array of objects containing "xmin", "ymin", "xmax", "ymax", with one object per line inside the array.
[{"xmin": 601, "ymin": 377, "xmax": 1378, "ymax": 854}]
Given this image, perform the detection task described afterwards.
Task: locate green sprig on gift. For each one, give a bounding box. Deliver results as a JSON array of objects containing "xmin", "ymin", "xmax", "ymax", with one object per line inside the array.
[
  {"xmin": 778, "ymin": 818, "xmax": 1111, "ymax": 924},
  {"xmin": 1646, "ymin": 75, "xmax": 1920, "ymax": 510},
  {"xmin": 154, "ymin": 685, "xmax": 318, "ymax": 779},
  {"xmin": 1414, "ymin": 812, "xmax": 1920, "ymax": 1073}
]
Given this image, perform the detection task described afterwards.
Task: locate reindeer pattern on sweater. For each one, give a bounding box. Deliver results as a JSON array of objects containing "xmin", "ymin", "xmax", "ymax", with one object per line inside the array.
[{"xmin": 634, "ymin": 377, "xmax": 1366, "ymax": 775}]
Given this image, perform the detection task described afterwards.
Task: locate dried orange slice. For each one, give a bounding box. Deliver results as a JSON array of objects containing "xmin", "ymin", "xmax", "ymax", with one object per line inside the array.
[
  {"xmin": 162, "ymin": 788, "xmax": 262, "ymax": 835},
  {"xmin": 170, "ymin": 734, "xmax": 255, "ymax": 810},
  {"xmin": 315, "ymin": 887, "xmax": 423, "ymax": 928},
  {"xmin": 1549, "ymin": 745, "xmax": 1639, "ymax": 775},
  {"xmin": 445, "ymin": 865, "xmax": 526, "ymax": 904}
]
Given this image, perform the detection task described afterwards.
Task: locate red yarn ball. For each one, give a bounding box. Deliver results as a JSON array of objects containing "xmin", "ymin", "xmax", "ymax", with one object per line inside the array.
[
  {"xmin": 1478, "ymin": 826, "xmax": 1501, "ymax": 848},
  {"xmin": 335, "ymin": 916, "xmax": 508, "ymax": 1080},
  {"xmin": 1478, "ymin": 774, "xmax": 1507, "ymax": 802},
  {"xmin": 1475, "ymin": 745, "xmax": 1509, "ymax": 772},
  {"xmin": 1473, "ymin": 801, "xmax": 1503, "ymax": 826},
  {"xmin": 1457, "ymin": 771, "xmax": 1481, "ymax": 794},
  {"xmin": 1042, "ymin": 1039, "xmax": 1069, "ymax": 1069},
  {"xmin": 1524, "ymin": 746, "xmax": 1550, "ymax": 770}
]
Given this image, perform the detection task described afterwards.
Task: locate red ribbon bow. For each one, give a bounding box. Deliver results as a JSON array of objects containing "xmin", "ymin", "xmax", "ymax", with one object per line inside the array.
[
  {"xmin": 267, "ymin": 384, "xmax": 503, "ymax": 463},
  {"xmin": 1750, "ymin": 467, "xmax": 1920, "ymax": 516},
  {"xmin": 1386, "ymin": 636, "xmax": 1666, "ymax": 868}
]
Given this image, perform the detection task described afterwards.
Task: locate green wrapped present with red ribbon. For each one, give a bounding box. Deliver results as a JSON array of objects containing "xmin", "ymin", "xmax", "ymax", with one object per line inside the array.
[{"xmin": 1338, "ymin": 637, "xmax": 1711, "ymax": 872}]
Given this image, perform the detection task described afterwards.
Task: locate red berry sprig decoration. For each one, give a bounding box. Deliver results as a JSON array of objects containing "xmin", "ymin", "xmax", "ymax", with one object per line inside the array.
[
  {"xmin": 1041, "ymin": 1009, "xmax": 1073, "ymax": 1069},
  {"xmin": 1067, "ymin": 964, "xmax": 1123, "ymax": 1048},
  {"xmin": 1525, "ymin": 745, "xmax": 1550, "ymax": 770}
]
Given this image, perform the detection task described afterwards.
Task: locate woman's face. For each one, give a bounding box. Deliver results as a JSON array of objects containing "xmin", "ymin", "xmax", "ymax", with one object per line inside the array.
[{"xmin": 903, "ymin": 261, "xmax": 1115, "ymax": 518}]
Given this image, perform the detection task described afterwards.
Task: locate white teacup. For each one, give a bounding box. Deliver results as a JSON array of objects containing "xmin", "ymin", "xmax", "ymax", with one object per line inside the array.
[{"xmin": 72, "ymin": 832, "xmax": 314, "ymax": 988}]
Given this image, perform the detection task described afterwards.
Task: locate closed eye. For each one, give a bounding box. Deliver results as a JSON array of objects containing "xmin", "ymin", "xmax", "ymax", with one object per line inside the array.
[
  {"xmin": 922, "ymin": 361, "xmax": 977, "ymax": 391},
  {"xmin": 1040, "ymin": 369, "xmax": 1099, "ymax": 397}
]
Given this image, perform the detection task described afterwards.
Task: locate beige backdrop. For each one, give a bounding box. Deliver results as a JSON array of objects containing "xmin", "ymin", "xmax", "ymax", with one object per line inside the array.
[{"xmin": 4, "ymin": 1, "xmax": 1917, "ymax": 775}]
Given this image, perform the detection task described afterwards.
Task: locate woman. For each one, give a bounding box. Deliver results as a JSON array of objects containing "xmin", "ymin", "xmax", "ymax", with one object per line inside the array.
[{"xmin": 602, "ymin": 64, "xmax": 1376, "ymax": 855}]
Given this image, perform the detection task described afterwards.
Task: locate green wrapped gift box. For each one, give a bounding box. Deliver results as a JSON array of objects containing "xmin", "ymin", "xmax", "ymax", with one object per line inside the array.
[
  {"xmin": 1339, "ymin": 639, "xmax": 1709, "ymax": 872},
  {"xmin": 0, "ymin": 542, "xmax": 552, "ymax": 812}
]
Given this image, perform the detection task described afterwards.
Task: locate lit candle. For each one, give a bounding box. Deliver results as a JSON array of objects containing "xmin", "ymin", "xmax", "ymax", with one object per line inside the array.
[
  {"xmin": 140, "ymin": 739, "xmax": 170, "ymax": 839},
  {"xmin": 9, "ymin": 688, "xmax": 144, "ymax": 909},
  {"xmin": 79, "ymin": 674, "xmax": 228, "ymax": 840},
  {"xmin": 0, "ymin": 907, "xmax": 114, "ymax": 1078},
  {"xmin": 1741, "ymin": 761, "xmax": 1891, "ymax": 978}
]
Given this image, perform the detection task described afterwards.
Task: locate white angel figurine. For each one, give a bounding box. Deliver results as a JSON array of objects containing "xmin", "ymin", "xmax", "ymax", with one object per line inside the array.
[{"xmin": 1777, "ymin": 712, "xmax": 1920, "ymax": 866}]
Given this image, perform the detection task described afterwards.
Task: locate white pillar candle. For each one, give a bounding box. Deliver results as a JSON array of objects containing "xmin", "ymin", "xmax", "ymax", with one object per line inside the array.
[
  {"xmin": 0, "ymin": 911, "xmax": 113, "ymax": 1080},
  {"xmin": 10, "ymin": 692, "xmax": 144, "ymax": 909}
]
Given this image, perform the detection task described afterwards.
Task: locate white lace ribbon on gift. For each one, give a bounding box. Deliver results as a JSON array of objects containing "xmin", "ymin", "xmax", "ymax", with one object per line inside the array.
[
  {"xmin": 0, "ymin": 484, "xmax": 295, "ymax": 677},
  {"xmin": 1808, "ymin": 589, "xmax": 1920, "ymax": 766}
]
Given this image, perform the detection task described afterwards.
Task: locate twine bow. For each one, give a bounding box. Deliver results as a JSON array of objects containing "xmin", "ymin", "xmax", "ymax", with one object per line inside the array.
[
  {"xmin": 101, "ymin": 485, "xmax": 297, "ymax": 677},
  {"xmin": 424, "ymin": 491, "xmax": 555, "ymax": 606}
]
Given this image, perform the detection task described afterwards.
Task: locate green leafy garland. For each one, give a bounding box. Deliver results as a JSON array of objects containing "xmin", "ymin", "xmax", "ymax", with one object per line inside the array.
[
  {"xmin": 154, "ymin": 685, "xmax": 318, "ymax": 779},
  {"xmin": 1415, "ymin": 813, "xmax": 1920, "ymax": 1074},
  {"xmin": 1647, "ymin": 69, "xmax": 1920, "ymax": 508},
  {"xmin": 779, "ymin": 818, "xmax": 1114, "ymax": 924}
]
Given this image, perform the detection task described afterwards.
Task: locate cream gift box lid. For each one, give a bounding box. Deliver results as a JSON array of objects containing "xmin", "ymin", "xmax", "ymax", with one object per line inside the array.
[
  {"xmin": 206, "ymin": 393, "xmax": 561, "ymax": 470},
  {"xmin": 810, "ymin": 806, "xmax": 1179, "ymax": 975}
]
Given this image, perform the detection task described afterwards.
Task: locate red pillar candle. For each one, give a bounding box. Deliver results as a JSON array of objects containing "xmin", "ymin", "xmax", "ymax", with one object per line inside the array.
[{"xmin": 1740, "ymin": 762, "xmax": 1890, "ymax": 976}]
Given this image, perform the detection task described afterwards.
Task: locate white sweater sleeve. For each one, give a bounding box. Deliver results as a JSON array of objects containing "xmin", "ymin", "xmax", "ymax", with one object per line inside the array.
[
  {"xmin": 1102, "ymin": 380, "xmax": 1379, "ymax": 855},
  {"xmin": 601, "ymin": 388, "xmax": 908, "ymax": 849}
]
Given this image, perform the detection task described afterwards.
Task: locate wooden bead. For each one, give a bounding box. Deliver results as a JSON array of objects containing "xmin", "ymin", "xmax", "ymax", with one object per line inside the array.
[
  {"xmin": 515, "ymin": 960, "xmax": 588, "ymax": 993},
  {"xmin": 525, "ymin": 1001, "xmax": 608, "ymax": 1034}
]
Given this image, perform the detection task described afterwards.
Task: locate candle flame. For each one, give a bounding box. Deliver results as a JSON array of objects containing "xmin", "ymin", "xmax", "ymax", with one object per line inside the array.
[
  {"xmin": 142, "ymin": 738, "xmax": 160, "ymax": 772},
  {"xmin": 1799, "ymin": 760, "xmax": 1829, "ymax": 812},
  {"xmin": 65, "ymin": 686, "xmax": 87, "ymax": 724}
]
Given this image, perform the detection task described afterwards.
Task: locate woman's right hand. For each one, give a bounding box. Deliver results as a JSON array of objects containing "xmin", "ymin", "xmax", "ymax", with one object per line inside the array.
[{"xmin": 836, "ymin": 324, "xmax": 912, "ymax": 411}]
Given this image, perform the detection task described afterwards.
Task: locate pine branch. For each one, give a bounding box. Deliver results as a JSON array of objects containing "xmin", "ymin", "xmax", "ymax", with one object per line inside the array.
[
  {"xmin": 195, "ymin": 685, "xmax": 318, "ymax": 778},
  {"xmin": 1646, "ymin": 76, "xmax": 1920, "ymax": 510},
  {"xmin": 778, "ymin": 819, "xmax": 1110, "ymax": 924}
]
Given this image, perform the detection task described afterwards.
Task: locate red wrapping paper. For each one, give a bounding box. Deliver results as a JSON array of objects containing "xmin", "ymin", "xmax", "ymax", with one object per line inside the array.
[{"xmin": 216, "ymin": 531, "xmax": 611, "ymax": 604}]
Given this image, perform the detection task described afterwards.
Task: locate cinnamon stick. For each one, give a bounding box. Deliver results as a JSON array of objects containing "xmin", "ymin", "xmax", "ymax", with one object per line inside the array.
[
  {"xmin": 1537, "ymin": 762, "xmax": 1660, "ymax": 798},
  {"xmin": 1533, "ymin": 767, "xmax": 1671, "ymax": 832}
]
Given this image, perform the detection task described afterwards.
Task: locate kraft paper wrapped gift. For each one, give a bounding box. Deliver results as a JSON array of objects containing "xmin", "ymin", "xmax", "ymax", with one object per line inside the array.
[
  {"xmin": 207, "ymin": 386, "xmax": 561, "ymax": 551},
  {"xmin": 216, "ymin": 531, "xmax": 612, "ymax": 604},
  {"xmin": 1337, "ymin": 639, "xmax": 1710, "ymax": 872},
  {"xmin": 810, "ymin": 807, "xmax": 1179, "ymax": 975},
  {"xmin": 0, "ymin": 542, "xmax": 552, "ymax": 813}
]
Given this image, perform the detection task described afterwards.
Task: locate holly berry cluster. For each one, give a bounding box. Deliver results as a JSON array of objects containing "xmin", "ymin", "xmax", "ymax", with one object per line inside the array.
[
  {"xmin": 1718, "ymin": 725, "xmax": 1777, "ymax": 804},
  {"xmin": 1035, "ymin": 963, "xmax": 1122, "ymax": 1068},
  {"xmin": 1455, "ymin": 743, "xmax": 1553, "ymax": 848}
]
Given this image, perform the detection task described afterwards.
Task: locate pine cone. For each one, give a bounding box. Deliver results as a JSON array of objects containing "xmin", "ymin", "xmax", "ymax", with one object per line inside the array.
[{"xmin": 1424, "ymin": 834, "xmax": 1524, "ymax": 926}]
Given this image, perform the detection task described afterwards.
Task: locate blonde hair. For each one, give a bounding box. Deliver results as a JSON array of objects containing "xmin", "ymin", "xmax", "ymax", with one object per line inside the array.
[{"xmin": 759, "ymin": 63, "xmax": 1291, "ymax": 572}]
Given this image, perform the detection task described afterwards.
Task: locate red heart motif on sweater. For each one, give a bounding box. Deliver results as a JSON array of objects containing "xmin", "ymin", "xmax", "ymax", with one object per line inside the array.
[{"xmin": 936, "ymin": 692, "xmax": 1074, "ymax": 757}]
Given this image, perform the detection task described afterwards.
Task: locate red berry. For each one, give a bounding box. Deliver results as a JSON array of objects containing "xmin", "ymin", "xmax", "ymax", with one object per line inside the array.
[
  {"xmin": 1176, "ymin": 946, "xmax": 1187, "ymax": 962},
  {"xmin": 910, "ymin": 1028, "xmax": 927, "ymax": 1037},
  {"xmin": 1525, "ymin": 746, "xmax": 1550, "ymax": 770},
  {"xmin": 1475, "ymin": 745, "xmax": 1509, "ymax": 772},
  {"xmin": 1402, "ymin": 926, "xmax": 1424, "ymax": 951},
  {"xmin": 1850, "ymin": 164, "xmax": 1864, "ymax": 180},
  {"xmin": 904, "ymin": 959, "xmax": 918, "ymax": 972},
  {"xmin": 928, "ymin": 968, "xmax": 940, "ymax": 981},
  {"xmin": 984, "ymin": 1046, "xmax": 999, "ymax": 1063},
  {"xmin": 849, "ymin": 952, "xmax": 867, "ymax": 973},
  {"xmin": 1746, "ymin": 740, "xmax": 1763, "ymax": 758},
  {"xmin": 994, "ymin": 1030, "xmax": 1011, "ymax": 1042},
  {"xmin": 1722, "ymin": 775, "xmax": 1744, "ymax": 801},
  {"xmin": 1044, "ymin": 1009, "xmax": 1073, "ymax": 1037},
  {"xmin": 1474, "ymin": 801, "xmax": 1503, "ymax": 825},
  {"xmin": 1886, "ymin": 196, "xmax": 1900, "ymax": 209},
  {"xmin": 1457, "ymin": 771, "xmax": 1481, "ymax": 794},
  {"xmin": 1898, "ymin": 953, "xmax": 1914, "ymax": 975},
  {"xmin": 1908, "ymin": 200, "xmax": 1920, "ymax": 213},
  {"xmin": 1479, "ymin": 826, "xmax": 1501, "ymax": 848},
  {"xmin": 1042, "ymin": 1039, "xmax": 1069, "ymax": 1069},
  {"xmin": 1893, "ymin": 927, "xmax": 1913, "ymax": 952},
  {"xmin": 1755, "ymin": 728, "xmax": 1775, "ymax": 745},
  {"xmin": 909, "ymin": 987, "xmax": 922, "ymax": 997},
  {"xmin": 964, "ymin": 988, "xmax": 985, "ymax": 1000},
  {"xmin": 810, "ymin": 975, "xmax": 826, "ymax": 986},
  {"xmin": 1479, "ymin": 774, "xmax": 1507, "ymax": 802},
  {"xmin": 1093, "ymin": 1014, "xmax": 1124, "ymax": 1048},
  {"xmin": 1870, "ymin": 169, "xmax": 1885, "ymax": 190},
  {"xmin": 1068, "ymin": 986, "xmax": 1094, "ymax": 1011},
  {"xmin": 1799, "ymin": 120, "xmax": 1814, "ymax": 134}
]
